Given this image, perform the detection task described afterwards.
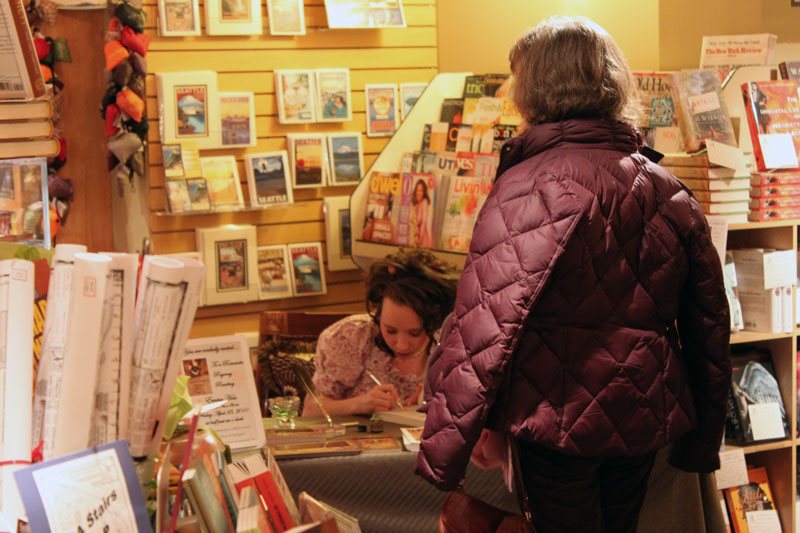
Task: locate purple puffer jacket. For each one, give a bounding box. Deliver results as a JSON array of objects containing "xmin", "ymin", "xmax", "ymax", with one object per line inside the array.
[{"xmin": 415, "ymin": 118, "xmax": 731, "ymax": 491}]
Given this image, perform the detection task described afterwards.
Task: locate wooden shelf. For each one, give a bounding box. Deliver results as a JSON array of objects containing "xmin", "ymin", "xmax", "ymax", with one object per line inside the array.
[
  {"xmin": 729, "ymin": 330, "xmax": 794, "ymax": 345},
  {"xmin": 726, "ymin": 439, "xmax": 796, "ymax": 455},
  {"xmin": 729, "ymin": 220, "xmax": 800, "ymax": 231}
]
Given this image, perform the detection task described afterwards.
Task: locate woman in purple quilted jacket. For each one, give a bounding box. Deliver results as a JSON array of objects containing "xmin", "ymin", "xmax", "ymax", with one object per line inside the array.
[{"xmin": 416, "ymin": 17, "xmax": 731, "ymax": 533}]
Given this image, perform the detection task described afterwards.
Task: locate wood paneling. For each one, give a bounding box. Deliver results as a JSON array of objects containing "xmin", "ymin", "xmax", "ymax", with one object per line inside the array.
[{"xmin": 147, "ymin": 0, "xmax": 437, "ymax": 337}]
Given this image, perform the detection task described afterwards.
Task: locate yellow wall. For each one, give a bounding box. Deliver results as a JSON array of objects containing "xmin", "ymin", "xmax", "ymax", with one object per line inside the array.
[{"xmin": 436, "ymin": 0, "xmax": 660, "ymax": 73}]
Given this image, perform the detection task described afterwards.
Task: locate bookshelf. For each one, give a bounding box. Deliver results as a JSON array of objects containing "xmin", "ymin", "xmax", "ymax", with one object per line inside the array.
[{"xmin": 727, "ymin": 221, "xmax": 798, "ymax": 532}]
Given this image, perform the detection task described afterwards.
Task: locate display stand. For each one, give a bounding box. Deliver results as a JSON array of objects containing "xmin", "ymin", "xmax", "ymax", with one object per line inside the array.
[{"xmin": 349, "ymin": 72, "xmax": 472, "ymax": 271}]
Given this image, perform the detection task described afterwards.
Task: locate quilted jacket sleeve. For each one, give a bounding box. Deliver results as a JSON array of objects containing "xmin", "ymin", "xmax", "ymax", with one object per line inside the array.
[
  {"xmin": 415, "ymin": 174, "xmax": 585, "ymax": 491},
  {"xmin": 669, "ymin": 191, "xmax": 731, "ymax": 473}
]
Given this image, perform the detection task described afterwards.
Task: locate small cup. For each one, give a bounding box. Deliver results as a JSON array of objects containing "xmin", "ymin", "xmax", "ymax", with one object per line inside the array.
[{"xmin": 268, "ymin": 395, "xmax": 301, "ymax": 428}]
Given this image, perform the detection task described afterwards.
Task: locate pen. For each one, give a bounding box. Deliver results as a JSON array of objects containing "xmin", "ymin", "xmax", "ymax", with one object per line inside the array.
[{"xmin": 366, "ymin": 370, "xmax": 404, "ymax": 410}]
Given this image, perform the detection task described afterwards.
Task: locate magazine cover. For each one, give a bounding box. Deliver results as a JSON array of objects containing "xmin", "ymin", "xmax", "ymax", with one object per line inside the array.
[
  {"xmin": 287, "ymin": 242, "xmax": 326, "ymax": 297},
  {"xmin": 245, "ymin": 151, "xmax": 293, "ymax": 207},
  {"xmin": 365, "ymin": 84, "xmax": 398, "ymax": 137},
  {"xmin": 632, "ymin": 71, "xmax": 681, "ymax": 152},
  {"xmin": 288, "ymin": 134, "xmax": 326, "ymax": 188},
  {"xmin": 276, "ymin": 70, "xmax": 316, "ymax": 124},
  {"xmin": 256, "ymin": 245, "xmax": 292, "ymax": 300},
  {"xmin": 439, "ymin": 176, "xmax": 492, "ymax": 252},
  {"xmin": 327, "ymin": 133, "xmax": 363, "ymax": 185},
  {"xmin": 407, "ymin": 172, "xmax": 435, "ymax": 248},
  {"xmin": 220, "ymin": 92, "xmax": 256, "ymax": 147},
  {"xmin": 315, "ymin": 69, "xmax": 351, "ymax": 122},
  {"xmin": 362, "ymin": 171, "xmax": 401, "ymax": 244},
  {"xmin": 671, "ymin": 69, "xmax": 736, "ymax": 153},
  {"xmin": 742, "ymin": 80, "xmax": 800, "ymax": 171},
  {"xmin": 394, "ymin": 173, "xmax": 414, "ymax": 246},
  {"xmin": 199, "ymin": 156, "xmax": 244, "ymax": 210}
]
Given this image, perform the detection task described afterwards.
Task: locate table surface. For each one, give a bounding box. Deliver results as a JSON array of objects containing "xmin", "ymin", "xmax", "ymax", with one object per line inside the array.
[{"xmin": 274, "ymin": 417, "xmax": 519, "ymax": 533}]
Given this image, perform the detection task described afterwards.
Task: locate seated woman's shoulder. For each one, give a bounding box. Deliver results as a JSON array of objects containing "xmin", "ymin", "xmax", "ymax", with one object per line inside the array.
[{"xmin": 320, "ymin": 313, "xmax": 374, "ymax": 341}]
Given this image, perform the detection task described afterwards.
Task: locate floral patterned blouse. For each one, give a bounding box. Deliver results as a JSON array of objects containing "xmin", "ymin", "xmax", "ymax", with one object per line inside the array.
[{"xmin": 312, "ymin": 314, "xmax": 425, "ymax": 403}]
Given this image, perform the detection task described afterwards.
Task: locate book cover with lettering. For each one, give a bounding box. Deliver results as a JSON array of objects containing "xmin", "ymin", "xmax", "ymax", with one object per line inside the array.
[
  {"xmin": 723, "ymin": 466, "xmax": 776, "ymax": 533},
  {"xmin": 440, "ymin": 98, "xmax": 463, "ymax": 124},
  {"xmin": 362, "ymin": 171, "xmax": 401, "ymax": 244},
  {"xmin": 671, "ymin": 69, "xmax": 737, "ymax": 153},
  {"xmin": 778, "ymin": 61, "xmax": 800, "ymax": 83},
  {"xmin": 439, "ymin": 176, "xmax": 492, "ymax": 252},
  {"xmin": 181, "ymin": 335, "xmax": 266, "ymax": 451},
  {"xmin": 406, "ymin": 173, "xmax": 436, "ymax": 249},
  {"xmin": 633, "ymin": 71, "xmax": 681, "ymax": 151},
  {"xmin": 741, "ymin": 80, "xmax": 800, "ymax": 171},
  {"xmin": 461, "ymin": 75, "xmax": 486, "ymax": 125}
]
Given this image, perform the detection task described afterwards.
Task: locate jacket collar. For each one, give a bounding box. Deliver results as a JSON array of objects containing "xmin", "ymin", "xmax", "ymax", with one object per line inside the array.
[{"xmin": 496, "ymin": 118, "xmax": 643, "ymax": 178}]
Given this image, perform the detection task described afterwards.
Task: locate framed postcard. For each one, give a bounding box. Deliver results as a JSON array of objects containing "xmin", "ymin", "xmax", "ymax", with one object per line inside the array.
[
  {"xmin": 287, "ymin": 242, "xmax": 327, "ymax": 297},
  {"xmin": 324, "ymin": 0, "xmax": 405, "ymax": 28},
  {"xmin": 186, "ymin": 177, "xmax": 212, "ymax": 211},
  {"xmin": 164, "ymin": 179, "xmax": 193, "ymax": 213},
  {"xmin": 158, "ymin": 0, "xmax": 201, "ymax": 36},
  {"xmin": 365, "ymin": 84, "xmax": 398, "ymax": 137},
  {"xmin": 326, "ymin": 132, "xmax": 363, "ymax": 185},
  {"xmin": 287, "ymin": 133, "xmax": 327, "ymax": 188},
  {"xmin": 155, "ymin": 71, "xmax": 221, "ymax": 150},
  {"xmin": 204, "ymin": 0, "xmax": 262, "ymax": 35},
  {"xmin": 196, "ymin": 225, "xmax": 259, "ymax": 305},
  {"xmin": 161, "ymin": 141, "xmax": 201, "ymax": 178},
  {"xmin": 267, "ymin": 0, "xmax": 305, "ymax": 35},
  {"xmin": 245, "ymin": 151, "xmax": 293, "ymax": 208},
  {"xmin": 324, "ymin": 196, "xmax": 356, "ymax": 271},
  {"xmin": 200, "ymin": 156, "xmax": 244, "ymax": 210},
  {"xmin": 399, "ymin": 82, "xmax": 426, "ymax": 121},
  {"xmin": 220, "ymin": 92, "xmax": 256, "ymax": 147},
  {"xmin": 275, "ymin": 70, "xmax": 316, "ymax": 124},
  {"xmin": 315, "ymin": 69, "xmax": 351, "ymax": 123},
  {"xmin": 256, "ymin": 245, "xmax": 292, "ymax": 300}
]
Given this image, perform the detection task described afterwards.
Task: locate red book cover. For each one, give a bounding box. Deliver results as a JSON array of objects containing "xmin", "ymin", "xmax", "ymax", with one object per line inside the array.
[
  {"xmin": 723, "ymin": 466, "xmax": 775, "ymax": 533},
  {"xmin": 749, "ymin": 183, "xmax": 800, "ymax": 198},
  {"xmin": 750, "ymin": 171, "xmax": 800, "ymax": 187},
  {"xmin": 748, "ymin": 205, "xmax": 800, "ymax": 221},
  {"xmin": 742, "ymin": 80, "xmax": 800, "ymax": 171},
  {"xmin": 749, "ymin": 195, "xmax": 800, "ymax": 210}
]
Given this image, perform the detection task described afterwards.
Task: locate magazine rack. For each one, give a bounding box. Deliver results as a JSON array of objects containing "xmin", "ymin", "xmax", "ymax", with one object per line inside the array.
[{"xmin": 349, "ymin": 72, "xmax": 472, "ymax": 271}]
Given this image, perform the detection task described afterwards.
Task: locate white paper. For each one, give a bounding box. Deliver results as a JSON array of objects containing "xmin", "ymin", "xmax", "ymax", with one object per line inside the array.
[
  {"xmin": 127, "ymin": 256, "xmax": 204, "ymax": 459},
  {"xmin": 745, "ymin": 509, "xmax": 782, "ymax": 533},
  {"xmin": 31, "ymin": 244, "xmax": 87, "ymax": 454},
  {"xmin": 759, "ymin": 133, "xmax": 800, "ymax": 169},
  {"xmin": 706, "ymin": 140, "xmax": 747, "ymax": 171},
  {"xmin": 182, "ymin": 335, "xmax": 266, "ymax": 451},
  {"xmin": 0, "ymin": 259, "xmax": 34, "ymax": 526},
  {"xmin": 90, "ymin": 253, "xmax": 138, "ymax": 446},
  {"xmin": 714, "ymin": 448, "xmax": 748, "ymax": 490},
  {"xmin": 50, "ymin": 253, "xmax": 112, "ymax": 459},
  {"xmin": 748, "ymin": 402, "xmax": 785, "ymax": 441},
  {"xmin": 706, "ymin": 216, "xmax": 729, "ymax": 267},
  {"xmin": 653, "ymin": 127, "xmax": 683, "ymax": 154},
  {"xmin": 31, "ymin": 448, "xmax": 138, "ymax": 531}
]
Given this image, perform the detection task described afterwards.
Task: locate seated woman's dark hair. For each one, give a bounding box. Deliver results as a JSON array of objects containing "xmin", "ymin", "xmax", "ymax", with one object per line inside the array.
[{"xmin": 366, "ymin": 247, "xmax": 459, "ymax": 355}]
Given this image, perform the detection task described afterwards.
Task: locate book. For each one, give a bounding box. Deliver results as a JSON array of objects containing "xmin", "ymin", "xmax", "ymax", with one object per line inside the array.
[
  {"xmin": 227, "ymin": 453, "xmax": 298, "ymax": 532},
  {"xmin": 0, "ymin": 138, "xmax": 59, "ymax": 158},
  {"xmin": 741, "ymin": 80, "xmax": 800, "ymax": 171},
  {"xmin": 748, "ymin": 206, "xmax": 800, "ymax": 222},
  {"xmin": 723, "ymin": 466, "xmax": 777, "ymax": 533},
  {"xmin": 671, "ymin": 69, "xmax": 737, "ymax": 153},
  {"xmin": 0, "ymin": 99, "xmax": 51, "ymax": 120},
  {"xmin": 0, "ymin": 0, "xmax": 46, "ymax": 99},
  {"xmin": 727, "ymin": 346, "xmax": 789, "ymax": 444},
  {"xmin": 633, "ymin": 72, "xmax": 681, "ymax": 153},
  {"xmin": 658, "ymin": 152, "xmax": 710, "ymax": 167},
  {"xmin": 677, "ymin": 177, "xmax": 750, "ymax": 192},
  {"xmin": 299, "ymin": 492, "xmax": 361, "ymax": 533},
  {"xmin": 698, "ymin": 201, "xmax": 749, "ymax": 214},
  {"xmin": 723, "ymin": 251, "xmax": 744, "ymax": 332},
  {"xmin": 182, "ymin": 456, "xmax": 236, "ymax": 533},
  {"xmin": 378, "ymin": 406, "xmax": 426, "ymax": 426},
  {"xmin": 778, "ymin": 61, "xmax": 800, "ymax": 84},
  {"xmin": 749, "ymin": 183, "xmax": 800, "ymax": 198},
  {"xmin": 0, "ymin": 120, "xmax": 52, "ymax": 140},
  {"xmin": 660, "ymin": 164, "xmax": 750, "ymax": 180},
  {"xmin": 707, "ymin": 212, "xmax": 749, "ymax": 224},
  {"xmin": 751, "ymin": 171, "xmax": 800, "ymax": 187},
  {"xmin": 732, "ymin": 248, "xmax": 796, "ymax": 333},
  {"xmin": 693, "ymin": 189, "xmax": 750, "ymax": 203},
  {"xmin": 236, "ymin": 503, "xmax": 272, "ymax": 533},
  {"xmin": 400, "ymin": 427, "xmax": 423, "ymax": 452},
  {"xmin": 749, "ymin": 196, "xmax": 800, "ymax": 210}
]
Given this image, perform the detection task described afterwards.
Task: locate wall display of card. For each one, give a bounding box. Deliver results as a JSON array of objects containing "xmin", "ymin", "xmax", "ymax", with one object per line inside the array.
[
  {"xmin": 315, "ymin": 69, "xmax": 351, "ymax": 123},
  {"xmin": 204, "ymin": 0, "xmax": 262, "ymax": 35},
  {"xmin": 323, "ymin": 196, "xmax": 357, "ymax": 271},
  {"xmin": 267, "ymin": 0, "xmax": 306, "ymax": 35},
  {"xmin": 199, "ymin": 156, "xmax": 244, "ymax": 211},
  {"xmin": 287, "ymin": 134, "xmax": 328, "ymax": 188},
  {"xmin": 219, "ymin": 92, "xmax": 256, "ymax": 147},
  {"xmin": 275, "ymin": 70, "xmax": 316, "ymax": 124},
  {"xmin": 196, "ymin": 225, "xmax": 259, "ymax": 305},
  {"xmin": 287, "ymin": 242, "xmax": 327, "ymax": 297},
  {"xmin": 155, "ymin": 71, "xmax": 221, "ymax": 150},
  {"xmin": 158, "ymin": 0, "xmax": 201, "ymax": 36},
  {"xmin": 164, "ymin": 180, "xmax": 193, "ymax": 213},
  {"xmin": 256, "ymin": 245, "xmax": 293, "ymax": 299},
  {"xmin": 161, "ymin": 141, "xmax": 202, "ymax": 179},
  {"xmin": 399, "ymin": 83, "xmax": 427, "ymax": 121},
  {"xmin": 326, "ymin": 132, "xmax": 364, "ymax": 185},
  {"xmin": 0, "ymin": 157, "xmax": 50, "ymax": 248},
  {"xmin": 324, "ymin": 0, "xmax": 405, "ymax": 28},
  {"xmin": 245, "ymin": 151, "xmax": 293, "ymax": 208},
  {"xmin": 365, "ymin": 84, "xmax": 398, "ymax": 137}
]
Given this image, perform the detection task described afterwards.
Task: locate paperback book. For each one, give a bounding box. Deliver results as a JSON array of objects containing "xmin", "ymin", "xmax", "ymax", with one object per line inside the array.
[
  {"xmin": 671, "ymin": 69, "xmax": 737, "ymax": 153},
  {"xmin": 741, "ymin": 80, "xmax": 800, "ymax": 171}
]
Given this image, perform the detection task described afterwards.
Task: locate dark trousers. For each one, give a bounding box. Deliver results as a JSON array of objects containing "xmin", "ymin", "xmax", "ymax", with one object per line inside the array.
[{"xmin": 515, "ymin": 440, "xmax": 657, "ymax": 533}]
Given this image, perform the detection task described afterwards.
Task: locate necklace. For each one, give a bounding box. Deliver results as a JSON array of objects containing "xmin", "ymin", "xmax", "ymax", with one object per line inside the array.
[{"xmin": 395, "ymin": 343, "xmax": 429, "ymax": 359}]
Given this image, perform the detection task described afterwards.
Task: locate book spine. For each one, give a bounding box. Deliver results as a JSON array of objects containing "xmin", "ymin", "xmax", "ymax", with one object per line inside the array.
[
  {"xmin": 741, "ymin": 83, "xmax": 767, "ymax": 172},
  {"xmin": 749, "ymin": 206, "xmax": 800, "ymax": 221},
  {"xmin": 751, "ymin": 172, "xmax": 800, "ymax": 187},
  {"xmin": 779, "ymin": 61, "xmax": 789, "ymax": 81},
  {"xmin": 8, "ymin": 0, "xmax": 45, "ymax": 98},
  {"xmin": 254, "ymin": 473, "xmax": 294, "ymax": 532},
  {"xmin": 750, "ymin": 196, "xmax": 800, "ymax": 210},
  {"xmin": 725, "ymin": 388, "xmax": 745, "ymax": 443},
  {"xmin": 782, "ymin": 286, "xmax": 793, "ymax": 333}
]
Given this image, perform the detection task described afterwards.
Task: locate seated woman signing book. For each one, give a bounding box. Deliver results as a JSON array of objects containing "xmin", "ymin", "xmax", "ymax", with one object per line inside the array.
[{"xmin": 303, "ymin": 248, "xmax": 458, "ymax": 416}]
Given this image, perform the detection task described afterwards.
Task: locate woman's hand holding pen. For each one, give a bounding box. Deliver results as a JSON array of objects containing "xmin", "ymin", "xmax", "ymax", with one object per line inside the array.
[{"xmin": 358, "ymin": 384, "xmax": 400, "ymax": 412}]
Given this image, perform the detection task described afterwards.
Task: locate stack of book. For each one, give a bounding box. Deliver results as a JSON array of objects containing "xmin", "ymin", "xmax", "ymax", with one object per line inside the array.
[
  {"xmin": 749, "ymin": 171, "xmax": 800, "ymax": 222},
  {"xmin": 658, "ymin": 152, "xmax": 751, "ymax": 224},
  {"xmin": 730, "ymin": 248, "xmax": 796, "ymax": 335}
]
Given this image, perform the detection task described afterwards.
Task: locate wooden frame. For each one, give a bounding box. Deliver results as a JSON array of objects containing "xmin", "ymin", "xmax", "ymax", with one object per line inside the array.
[{"xmin": 245, "ymin": 151, "xmax": 294, "ymax": 208}]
